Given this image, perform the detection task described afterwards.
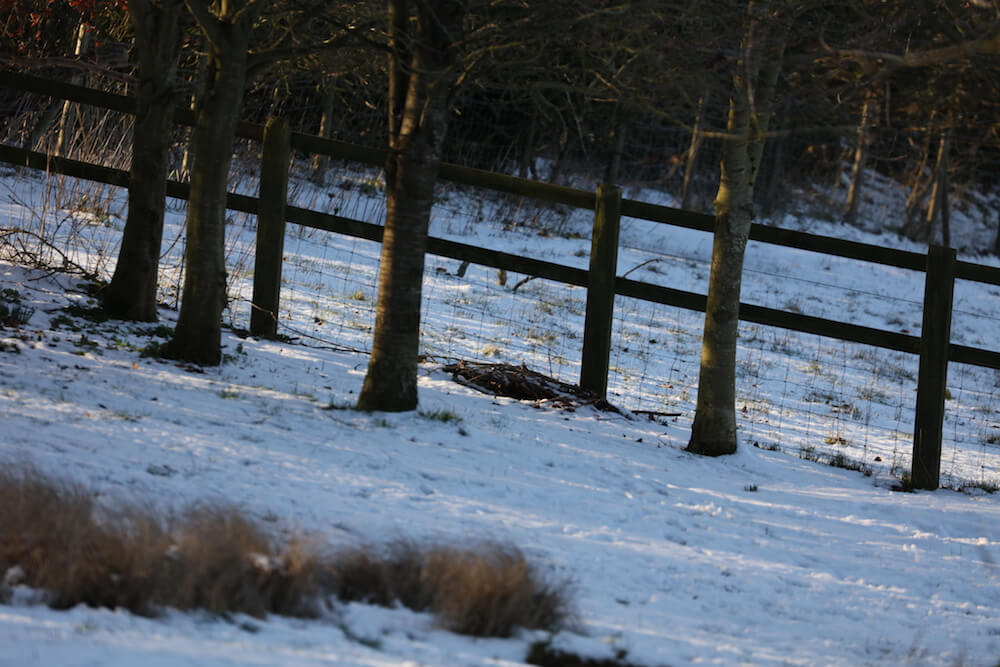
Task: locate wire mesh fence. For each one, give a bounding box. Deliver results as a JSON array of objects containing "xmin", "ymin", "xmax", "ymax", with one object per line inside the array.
[
  {"xmin": 1, "ymin": 70, "xmax": 999, "ymax": 492},
  {"xmin": 2, "ymin": 152, "xmax": 999, "ymax": 490}
]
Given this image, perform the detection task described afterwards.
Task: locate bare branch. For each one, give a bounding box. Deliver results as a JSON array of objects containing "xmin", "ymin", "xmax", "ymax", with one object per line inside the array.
[
  {"xmin": 183, "ymin": 0, "xmax": 226, "ymax": 51},
  {"xmin": 822, "ymin": 30, "xmax": 1000, "ymax": 71}
]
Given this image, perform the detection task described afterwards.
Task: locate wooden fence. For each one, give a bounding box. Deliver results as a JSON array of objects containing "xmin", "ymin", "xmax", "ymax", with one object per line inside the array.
[{"xmin": 3, "ymin": 69, "xmax": 1000, "ymax": 490}]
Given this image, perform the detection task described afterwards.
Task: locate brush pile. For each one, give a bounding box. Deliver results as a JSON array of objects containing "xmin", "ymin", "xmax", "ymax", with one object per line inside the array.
[{"xmin": 442, "ymin": 361, "xmax": 620, "ymax": 413}]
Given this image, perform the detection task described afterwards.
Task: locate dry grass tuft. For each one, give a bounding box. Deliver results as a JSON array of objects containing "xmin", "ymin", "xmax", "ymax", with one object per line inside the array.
[
  {"xmin": 425, "ymin": 544, "xmax": 571, "ymax": 637},
  {"xmin": 0, "ymin": 464, "xmax": 154, "ymax": 613},
  {"xmin": 331, "ymin": 541, "xmax": 573, "ymax": 637},
  {"xmin": 160, "ymin": 505, "xmax": 327, "ymax": 618},
  {"xmin": 0, "ymin": 463, "xmax": 572, "ymax": 636},
  {"xmin": 330, "ymin": 541, "xmax": 430, "ymax": 609},
  {"xmin": 0, "ymin": 465, "xmax": 327, "ymax": 618}
]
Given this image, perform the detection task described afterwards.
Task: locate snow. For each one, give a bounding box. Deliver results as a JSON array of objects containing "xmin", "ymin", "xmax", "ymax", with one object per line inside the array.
[{"xmin": 1, "ymin": 164, "xmax": 999, "ymax": 666}]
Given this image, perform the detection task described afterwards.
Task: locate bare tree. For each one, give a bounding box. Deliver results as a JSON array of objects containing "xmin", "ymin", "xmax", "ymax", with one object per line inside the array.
[
  {"xmin": 687, "ymin": 0, "xmax": 786, "ymax": 457},
  {"xmin": 357, "ymin": 0, "xmax": 467, "ymax": 411},
  {"xmin": 102, "ymin": 0, "xmax": 184, "ymax": 321},
  {"xmin": 844, "ymin": 92, "xmax": 875, "ymax": 225},
  {"xmin": 163, "ymin": 0, "xmax": 261, "ymax": 364},
  {"xmin": 164, "ymin": 0, "xmax": 374, "ymax": 364}
]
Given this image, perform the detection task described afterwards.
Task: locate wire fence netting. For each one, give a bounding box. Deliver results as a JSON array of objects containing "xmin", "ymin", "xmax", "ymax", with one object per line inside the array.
[{"xmin": 1, "ymin": 74, "xmax": 999, "ymax": 492}]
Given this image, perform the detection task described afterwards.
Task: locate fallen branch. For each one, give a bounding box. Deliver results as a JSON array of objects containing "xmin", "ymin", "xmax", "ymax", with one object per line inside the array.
[{"xmin": 632, "ymin": 409, "xmax": 682, "ymax": 418}]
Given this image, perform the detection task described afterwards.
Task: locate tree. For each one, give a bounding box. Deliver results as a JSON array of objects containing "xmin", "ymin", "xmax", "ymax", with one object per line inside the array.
[
  {"xmin": 994, "ymin": 208, "xmax": 1000, "ymax": 257},
  {"xmin": 686, "ymin": 0, "xmax": 1000, "ymax": 456},
  {"xmin": 163, "ymin": 0, "xmax": 375, "ymax": 364},
  {"xmin": 821, "ymin": 0, "xmax": 1000, "ymax": 247},
  {"xmin": 162, "ymin": 0, "xmax": 260, "ymax": 364},
  {"xmin": 102, "ymin": 0, "xmax": 184, "ymax": 321},
  {"xmin": 357, "ymin": 0, "xmax": 466, "ymax": 411},
  {"xmin": 687, "ymin": 0, "xmax": 786, "ymax": 457},
  {"xmin": 844, "ymin": 92, "xmax": 875, "ymax": 225},
  {"xmin": 0, "ymin": 0, "xmax": 128, "ymax": 150}
]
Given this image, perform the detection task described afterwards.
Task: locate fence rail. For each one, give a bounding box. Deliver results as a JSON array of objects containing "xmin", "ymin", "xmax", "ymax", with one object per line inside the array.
[
  {"xmin": 6, "ymin": 70, "xmax": 998, "ymax": 285},
  {"xmin": 3, "ymin": 69, "xmax": 1000, "ymax": 490}
]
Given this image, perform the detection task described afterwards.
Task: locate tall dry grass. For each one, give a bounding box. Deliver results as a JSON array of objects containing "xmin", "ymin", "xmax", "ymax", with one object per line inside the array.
[
  {"xmin": 330, "ymin": 542, "xmax": 573, "ymax": 637},
  {"xmin": 0, "ymin": 463, "xmax": 572, "ymax": 636},
  {"xmin": 0, "ymin": 464, "xmax": 326, "ymax": 617}
]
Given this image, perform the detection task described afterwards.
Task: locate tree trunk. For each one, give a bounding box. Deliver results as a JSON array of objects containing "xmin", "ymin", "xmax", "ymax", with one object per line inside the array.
[
  {"xmin": 518, "ymin": 110, "xmax": 539, "ymax": 179},
  {"xmin": 926, "ymin": 125, "xmax": 952, "ymax": 247},
  {"xmin": 357, "ymin": 0, "xmax": 465, "ymax": 412},
  {"xmin": 938, "ymin": 140, "xmax": 951, "ymax": 249},
  {"xmin": 102, "ymin": 0, "xmax": 183, "ymax": 321},
  {"xmin": 680, "ymin": 89, "xmax": 708, "ymax": 210},
  {"xmin": 178, "ymin": 54, "xmax": 209, "ymax": 181},
  {"xmin": 164, "ymin": 10, "xmax": 253, "ymax": 365},
  {"xmin": 993, "ymin": 207, "xmax": 1000, "ymax": 257},
  {"xmin": 26, "ymin": 100, "xmax": 63, "ymax": 152},
  {"xmin": 53, "ymin": 22, "xmax": 89, "ymax": 157},
  {"xmin": 604, "ymin": 104, "xmax": 625, "ymax": 185},
  {"xmin": 687, "ymin": 95, "xmax": 752, "ymax": 457},
  {"xmin": 845, "ymin": 97, "xmax": 874, "ymax": 225},
  {"xmin": 756, "ymin": 101, "xmax": 788, "ymax": 217},
  {"xmin": 688, "ymin": 3, "xmax": 784, "ymax": 457},
  {"xmin": 310, "ymin": 75, "xmax": 336, "ymax": 184},
  {"xmin": 903, "ymin": 122, "xmax": 935, "ymax": 240}
]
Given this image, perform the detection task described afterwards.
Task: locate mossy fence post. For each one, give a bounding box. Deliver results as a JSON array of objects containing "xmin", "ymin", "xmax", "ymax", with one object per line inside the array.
[
  {"xmin": 580, "ymin": 184, "xmax": 622, "ymax": 398},
  {"xmin": 911, "ymin": 244, "xmax": 956, "ymax": 490},
  {"xmin": 250, "ymin": 116, "xmax": 290, "ymax": 338}
]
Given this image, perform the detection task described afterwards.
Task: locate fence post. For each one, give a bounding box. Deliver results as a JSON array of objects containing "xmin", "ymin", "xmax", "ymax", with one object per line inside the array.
[
  {"xmin": 911, "ymin": 244, "xmax": 956, "ymax": 490},
  {"xmin": 580, "ymin": 184, "xmax": 622, "ymax": 398},
  {"xmin": 250, "ymin": 116, "xmax": 290, "ymax": 338}
]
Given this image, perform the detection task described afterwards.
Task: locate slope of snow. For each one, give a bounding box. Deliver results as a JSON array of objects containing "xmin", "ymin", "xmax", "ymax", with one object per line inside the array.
[{"xmin": 1, "ymin": 165, "xmax": 999, "ymax": 666}]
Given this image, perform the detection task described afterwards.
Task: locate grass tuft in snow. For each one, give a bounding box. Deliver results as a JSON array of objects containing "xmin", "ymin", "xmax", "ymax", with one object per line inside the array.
[
  {"xmin": 0, "ymin": 463, "xmax": 573, "ymax": 636},
  {"xmin": 0, "ymin": 463, "xmax": 327, "ymax": 618},
  {"xmin": 419, "ymin": 408, "xmax": 462, "ymax": 424},
  {"xmin": 0, "ymin": 288, "xmax": 34, "ymax": 327},
  {"xmin": 331, "ymin": 541, "xmax": 574, "ymax": 637},
  {"xmin": 828, "ymin": 453, "xmax": 873, "ymax": 476}
]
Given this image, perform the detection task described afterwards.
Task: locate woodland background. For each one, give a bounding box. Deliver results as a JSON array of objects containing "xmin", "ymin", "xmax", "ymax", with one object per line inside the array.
[{"xmin": 2, "ymin": 0, "xmax": 999, "ymax": 254}]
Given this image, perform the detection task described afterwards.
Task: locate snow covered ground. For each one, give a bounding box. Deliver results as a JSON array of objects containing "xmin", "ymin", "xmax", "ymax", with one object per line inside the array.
[{"xmin": 1, "ymin": 163, "xmax": 999, "ymax": 666}]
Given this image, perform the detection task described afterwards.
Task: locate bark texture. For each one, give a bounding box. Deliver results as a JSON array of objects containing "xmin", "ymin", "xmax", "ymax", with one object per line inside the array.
[
  {"xmin": 926, "ymin": 125, "xmax": 952, "ymax": 247},
  {"xmin": 845, "ymin": 97, "xmax": 874, "ymax": 225},
  {"xmin": 165, "ymin": 3, "xmax": 254, "ymax": 364},
  {"xmin": 102, "ymin": 0, "xmax": 183, "ymax": 321},
  {"xmin": 357, "ymin": 0, "xmax": 465, "ymax": 412},
  {"xmin": 310, "ymin": 76, "xmax": 336, "ymax": 184},
  {"xmin": 680, "ymin": 89, "xmax": 708, "ymax": 211},
  {"xmin": 687, "ymin": 95, "xmax": 752, "ymax": 457},
  {"xmin": 688, "ymin": 2, "xmax": 784, "ymax": 457},
  {"xmin": 994, "ymin": 209, "xmax": 1000, "ymax": 257},
  {"xmin": 54, "ymin": 23, "xmax": 89, "ymax": 157}
]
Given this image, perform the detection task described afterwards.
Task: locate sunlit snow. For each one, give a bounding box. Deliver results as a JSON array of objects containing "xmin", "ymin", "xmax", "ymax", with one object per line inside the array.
[{"xmin": 1, "ymin": 164, "xmax": 999, "ymax": 666}]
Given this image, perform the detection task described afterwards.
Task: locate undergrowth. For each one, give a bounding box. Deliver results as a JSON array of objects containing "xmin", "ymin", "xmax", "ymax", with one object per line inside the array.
[{"xmin": 0, "ymin": 463, "xmax": 572, "ymax": 638}]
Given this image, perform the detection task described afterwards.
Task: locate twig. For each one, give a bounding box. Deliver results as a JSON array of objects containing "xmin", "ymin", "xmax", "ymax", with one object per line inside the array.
[
  {"xmin": 621, "ymin": 258, "xmax": 661, "ymax": 278},
  {"xmin": 511, "ymin": 275, "xmax": 537, "ymax": 292},
  {"xmin": 0, "ymin": 227, "xmax": 99, "ymax": 281},
  {"xmin": 274, "ymin": 321, "xmax": 369, "ymax": 355}
]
